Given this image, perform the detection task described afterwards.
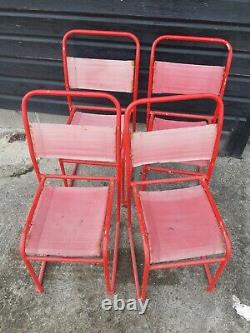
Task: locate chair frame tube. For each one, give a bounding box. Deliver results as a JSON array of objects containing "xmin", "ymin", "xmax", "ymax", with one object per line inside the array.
[
  {"xmin": 124, "ymin": 94, "xmax": 230, "ymax": 300},
  {"xmin": 21, "ymin": 89, "xmax": 121, "ymax": 294}
]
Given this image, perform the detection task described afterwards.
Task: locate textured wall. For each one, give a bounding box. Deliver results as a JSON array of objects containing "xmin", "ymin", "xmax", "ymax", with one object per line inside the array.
[{"xmin": 0, "ymin": 0, "xmax": 249, "ymax": 153}]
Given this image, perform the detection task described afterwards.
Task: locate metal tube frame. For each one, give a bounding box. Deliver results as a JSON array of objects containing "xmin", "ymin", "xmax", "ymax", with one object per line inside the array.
[
  {"xmin": 21, "ymin": 89, "xmax": 121, "ymax": 294},
  {"xmin": 124, "ymin": 94, "xmax": 231, "ymax": 300}
]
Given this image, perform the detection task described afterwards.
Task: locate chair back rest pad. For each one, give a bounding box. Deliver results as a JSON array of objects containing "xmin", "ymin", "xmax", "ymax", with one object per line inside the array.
[
  {"xmin": 131, "ymin": 124, "xmax": 217, "ymax": 167},
  {"xmin": 31, "ymin": 123, "xmax": 116, "ymax": 162},
  {"xmin": 67, "ymin": 57, "xmax": 134, "ymax": 93},
  {"xmin": 153, "ymin": 61, "xmax": 224, "ymax": 94},
  {"xmin": 153, "ymin": 117, "xmax": 207, "ymax": 130}
]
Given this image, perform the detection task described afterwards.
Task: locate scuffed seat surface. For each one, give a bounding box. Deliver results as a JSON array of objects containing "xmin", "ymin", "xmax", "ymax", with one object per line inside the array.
[
  {"xmin": 26, "ymin": 186, "xmax": 109, "ymax": 257},
  {"xmin": 139, "ymin": 185, "xmax": 225, "ymax": 264}
]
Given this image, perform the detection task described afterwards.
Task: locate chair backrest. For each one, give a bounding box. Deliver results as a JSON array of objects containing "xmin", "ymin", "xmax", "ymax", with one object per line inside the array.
[
  {"xmin": 125, "ymin": 94, "xmax": 224, "ymax": 181},
  {"xmin": 148, "ymin": 35, "xmax": 232, "ymax": 97},
  {"xmin": 62, "ymin": 29, "xmax": 140, "ymax": 100},
  {"xmin": 22, "ymin": 90, "xmax": 121, "ymax": 181}
]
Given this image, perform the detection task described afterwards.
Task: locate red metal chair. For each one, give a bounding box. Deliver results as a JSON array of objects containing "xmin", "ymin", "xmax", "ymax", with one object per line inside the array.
[
  {"xmin": 20, "ymin": 90, "xmax": 121, "ymax": 294},
  {"xmin": 124, "ymin": 94, "xmax": 231, "ymax": 300},
  {"xmin": 141, "ymin": 36, "xmax": 233, "ymax": 188},
  {"xmin": 62, "ymin": 29, "xmax": 140, "ymax": 131},
  {"xmin": 62, "ymin": 29, "xmax": 140, "ymax": 198}
]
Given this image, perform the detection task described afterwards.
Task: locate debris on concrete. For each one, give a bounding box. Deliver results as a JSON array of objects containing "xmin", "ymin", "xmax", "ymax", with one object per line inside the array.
[
  {"xmin": 0, "ymin": 129, "xmax": 33, "ymax": 178},
  {"xmin": 232, "ymin": 295, "xmax": 250, "ymax": 321}
]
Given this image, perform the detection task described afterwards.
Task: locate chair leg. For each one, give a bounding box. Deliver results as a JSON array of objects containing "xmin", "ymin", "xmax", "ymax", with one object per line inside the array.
[
  {"xmin": 58, "ymin": 159, "xmax": 68, "ymax": 187},
  {"xmin": 127, "ymin": 198, "xmax": 141, "ymax": 299},
  {"xmin": 141, "ymin": 264, "xmax": 150, "ymax": 301},
  {"xmin": 127, "ymin": 226, "xmax": 140, "ymax": 299},
  {"xmin": 203, "ymin": 260, "xmax": 228, "ymax": 291},
  {"xmin": 121, "ymin": 157, "xmax": 127, "ymax": 207},
  {"xmin": 103, "ymin": 261, "xmax": 113, "ymax": 295},
  {"xmin": 68, "ymin": 163, "xmax": 80, "ymax": 187},
  {"xmin": 23, "ymin": 258, "xmax": 44, "ymax": 293},
  {"xmin": 38, "ymin": 261, "xmax": 47, "ymax": 285},
  {"xmin": 203, "ymin": 263, "xmax": 212, "ymax": 285},
  {"xmin": 110, "ymin": 180, "xmax": 121, "ymax": 293},
  {"xmin": 207, "ymin": 261, "xmax": 228, "ymax": 291},
  {"xmin": 66, "ymin": 163, "xmax": 80, "ymax": 187},
  {"xmin": 140, "ymin": 165, "xmax": 148, "ymax": 191}
]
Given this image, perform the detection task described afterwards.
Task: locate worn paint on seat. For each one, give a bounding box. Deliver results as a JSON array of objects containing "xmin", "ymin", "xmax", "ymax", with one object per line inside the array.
[
  {"xmin": 26, "ymin": 186, "xmax": 109, "ymax": 257},
  {"xmin": 140, "ymin": 185, "xmax": 224, "ymax": 263}
]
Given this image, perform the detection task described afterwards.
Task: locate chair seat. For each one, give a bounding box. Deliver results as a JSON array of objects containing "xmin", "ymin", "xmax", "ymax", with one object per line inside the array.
[
  {"xmin": 26, "ymin": 186, "xmax": 109, "ymax": 257},
  {"xmin": 152, "ymin": 117, "xmax": 208, "ymax": 167},
  {"xmin": 71, "ymin": 111, "xmax": 124, "ymax": 129},
  {"xmin": 139, "ymin": 185, "xmax": 225, "ymax": 264}
]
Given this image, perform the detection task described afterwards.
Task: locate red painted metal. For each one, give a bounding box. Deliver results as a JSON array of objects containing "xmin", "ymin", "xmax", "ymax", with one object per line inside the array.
[
  {"xmin": 20, "ymin": 89, "xmax": 121, "ymax": 294},
  {"xmin": 62, "ymin": 29, "xmax": 140, "ymax": 131},
  {"xmin": 124, "ymin": 94, "xmax": 231, "ymax": 300},
  {"xmin": 146, "ymin": 34, "xmax": 232, "ymax": 131}
]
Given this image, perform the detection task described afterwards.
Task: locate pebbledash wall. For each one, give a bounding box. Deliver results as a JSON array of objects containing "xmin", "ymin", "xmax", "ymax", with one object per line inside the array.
[{"xmin": 0, "ymin": 0, "xmax": 249, "ymax": 156}]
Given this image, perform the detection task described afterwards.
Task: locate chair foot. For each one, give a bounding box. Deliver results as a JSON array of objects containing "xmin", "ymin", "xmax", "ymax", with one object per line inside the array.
[
  {"xmin": 207, "ymin": 284, "xmax": 216, "ymax": 292},
  {"xmin": 35, "ymin": 285, "xmax": 45, "ymax": 294}
]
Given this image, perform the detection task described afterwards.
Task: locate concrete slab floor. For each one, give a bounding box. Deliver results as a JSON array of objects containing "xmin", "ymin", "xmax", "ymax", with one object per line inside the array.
[{"xmin": 0, "ymin": 131, "xmax": 249, "ymax": 332}]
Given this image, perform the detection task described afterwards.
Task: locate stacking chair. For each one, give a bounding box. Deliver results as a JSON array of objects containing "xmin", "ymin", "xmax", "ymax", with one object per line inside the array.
[
  {"xmin": 61, "ymin": 29, "xmax": 140, "ymax": 196},
  {"xmin": 147, "ymin": 35, "xmax": 232, "ymax": 130},
  {"xmin": 124, "ymin": 94, "xmax": 231, "ymax": 300},
  {"xmin": 20, "ymin": 90, "xmax": 121, "ymax": 294},
  {"xmin": 141, "ymin": 36, "xmax": 233, "ymax": 185}
]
